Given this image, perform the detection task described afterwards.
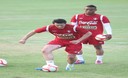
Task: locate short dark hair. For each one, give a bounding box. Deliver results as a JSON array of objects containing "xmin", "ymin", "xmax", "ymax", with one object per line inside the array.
[
  {"xmin": 86, "ymin": 5, "xmax": 97, "ymax": 9},
  {"xmin": 52, "ymin": 19, "xmax": 67, "ymax": 24}
]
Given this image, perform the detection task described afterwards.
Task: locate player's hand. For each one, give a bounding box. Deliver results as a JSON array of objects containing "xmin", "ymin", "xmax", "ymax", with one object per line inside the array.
[
  {"xmin": 19, "ymin": 39, "xmax": 26, "ymax": 44},
  {"xmin": 70, "ymin": 40, "xmax": 80, "ymax": 44},
  {"xmin": 105, "ymin": 34, "xmax": 112, "ymax": 40}
]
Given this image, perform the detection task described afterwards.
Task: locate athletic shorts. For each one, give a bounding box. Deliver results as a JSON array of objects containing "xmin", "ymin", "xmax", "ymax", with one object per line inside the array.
[
  {"xmin": 83, "ymin": 35, "xmax": 104, "ymax": 45},
  {"xmin": 48, "ymin": 39, "xmax": 82, "ymax": 54}
]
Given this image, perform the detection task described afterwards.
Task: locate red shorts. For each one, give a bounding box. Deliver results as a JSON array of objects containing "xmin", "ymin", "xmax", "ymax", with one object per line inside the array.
[
  {"xmin": 83, "ymin": 35, "xmax": 104, "ymax": 45},
  {"xmin": 48, "ymin": 39, "xmax": 82, "ymax": 54}
]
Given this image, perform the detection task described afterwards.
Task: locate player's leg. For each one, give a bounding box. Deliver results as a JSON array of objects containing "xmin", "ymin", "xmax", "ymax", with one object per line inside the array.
[
  {"xmin": 42, "ymin": 44, "xmax": 61, "ymax": 65},
  {"xmin": 66, "ymin": 54, "xmax": 76, "ymax": 70},
  {"xmin": 65, "ymin": 43, "xmax": 82, "ymax": 70},
  {"xmin": 88, "ymin": 36, "xmax": 104, "ymax": 64},
  {"xmin": 74, "ymin": 40, "xmax": 88, "ymax": 64},
  {"xmin": 75, "ymin": 39, "xmax": 89, "ymax": 64},
  {"xmin": 74, "ymin": 50, "xmax": 85, "ymax": 64},
  {"xmin": 93, "ymin": 44, "xmax": 104, "ymax": 64},
  {"xmin": 67, "ymin": 54, "xmax": 76, "ymax": 64},
  {"xmin": 36, "ymin": 44, "xmax": 60, "ymax": 71}
]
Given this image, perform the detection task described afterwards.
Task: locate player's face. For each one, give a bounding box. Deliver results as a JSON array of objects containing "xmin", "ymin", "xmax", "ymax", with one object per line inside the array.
[
  {"xmin": 84, "ymin": 7, "xmax": 96, "ymax": 15},
  {"xmin": 54, "ymin": 23, "xmax": 66, "ymax": 29}
]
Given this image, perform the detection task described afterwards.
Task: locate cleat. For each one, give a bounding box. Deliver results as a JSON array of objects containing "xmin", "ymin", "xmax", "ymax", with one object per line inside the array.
[
  {"xmin": 74, "ymin": 60, "xmax": 85, "ymax": 64},
  {"xmin": 65, "ymin": 65, "xmax": 74, "ymax": 71},
  {"xmin": 35, "ymin": 67, "xmax": 42, "ymax": 71},
  {"xmin": 66, "ymin": 67, "xmax": 70, "ymax": 71},
  {"xmin": 95, "ymin": 60, "xmax": 103, "ymax": 64}
]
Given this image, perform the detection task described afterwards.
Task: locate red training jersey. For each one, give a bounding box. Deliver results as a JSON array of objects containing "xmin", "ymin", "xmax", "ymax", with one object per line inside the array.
[
  {"xmin": 71, "ymin": 13, "xmax": 110, "ymax": 36},
  {"xmin": 34, "ymin": 24, "xmax": 88, "ymax": 40}
]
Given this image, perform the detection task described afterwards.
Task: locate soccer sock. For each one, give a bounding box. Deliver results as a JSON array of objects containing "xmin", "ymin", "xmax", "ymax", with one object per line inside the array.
[
  {"xmin": 46, "ymin": 60, "xmax": 54, "ymax": 65},
  {"xmin": 66, "ymin": 63, "xmax": 74, "ymax": 68},
  {"xmin": 76, "ymin": 55, "xmax": 84, "ymax": 61},
  {"xmin": 96, "ymin": 55, "xmax": 103, "ymax": 61}
]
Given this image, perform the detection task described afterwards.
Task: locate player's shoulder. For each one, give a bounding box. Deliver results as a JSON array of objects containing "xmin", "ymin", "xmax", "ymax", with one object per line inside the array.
[
  {"xmin": 66, "ymin": 24, "xmax": 74, "ymax": 27},
  {"xmin": 47, "ymin": 24, "xmax": 56, "ymax": 29},
  {"xmin": 66, "ymin": 24, "xmax": 76, "ymax": 30},
  {"xmin": 93, "ymin": 14, "xmax": 108, "ymax": 20},
  {"xmin": 95, "ymin": 13, "xmax": 108, "ymax": 17}
]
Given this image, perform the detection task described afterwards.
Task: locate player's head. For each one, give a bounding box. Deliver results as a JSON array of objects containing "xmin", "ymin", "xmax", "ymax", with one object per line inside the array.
[
  {"xmin": 84, "ymin": 5, "xmax": 97, "ymax": 15},
  {"xmin": 52, "ymin": 19, "xmax": 67, "ymax": 29}
]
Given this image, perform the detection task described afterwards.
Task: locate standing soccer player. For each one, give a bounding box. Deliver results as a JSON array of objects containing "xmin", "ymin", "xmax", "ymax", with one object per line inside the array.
[
  {"xmin": 19, "ymin": 19, "xmax": 92, "ymax": 71},
  {"xmin": 71, "ymin": 5, "xmax": 112, "ymax": 64}
]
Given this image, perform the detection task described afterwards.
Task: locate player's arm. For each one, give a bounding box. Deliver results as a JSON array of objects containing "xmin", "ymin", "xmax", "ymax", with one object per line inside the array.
[
  {"xmin": 103, "ymin": 23, "xmax": 112, "ymax": 40},
  {"xmin": 78, "ymin": 31, "xmax": 92, "ymax": 42},
  {"xmin": 70, "ymin": 15, "xmax": 78, "ymax": 26},
  {"xmin": 102, "ymin": 16, "xmax": 112, "ymax": 40},
  {"xmin": 19, "ymin": 26, "xmax": 47, "ymax": 44},
  {"xmin": 70, "ymin": 27, "xmax": 92, "ymax": 44},
  {"xmin": 70, "ymin": 31, "xmax": 92, "ymax": 44},
  {"xmin": 19, "ymin": 30, "xmax": 36, "ymax": 44}
]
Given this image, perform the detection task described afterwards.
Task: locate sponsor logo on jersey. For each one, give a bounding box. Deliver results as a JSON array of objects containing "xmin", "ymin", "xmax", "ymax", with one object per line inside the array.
[
  {"xmin": 80, "ymin": 26, "xmax": 97, "ymax": 30},
  {"xmin": 79, "ymin": 21, "xmax": 98, "ymax": 25},
  {"xmin": 53, "ymin": 33, "xmax": 75, "ymax": 39},
  {"xmin": 79, "ymin": 21, "xmax": 98, "ymax": 30}
]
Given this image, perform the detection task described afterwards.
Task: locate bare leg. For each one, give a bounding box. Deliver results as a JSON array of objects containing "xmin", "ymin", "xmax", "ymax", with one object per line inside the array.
[
  {"xmin": 67, "ymin": 54, "xmax": 76, "ymax": 64},
  {"xmin": 75, "ymin": 50, "xmax": 85, "ymax": 64},
  {"xmin": 66, "ymin": 54, "xmax": 76, "ymax": 70},
  {"xmin": 94, "ymin": 45, "xmax": 104, "ymax": 64},
  {"xmin": 94, "ymin": 45, "xmax": 104, "ymax": 55},
  {"xmin": 41, "ymin": 44, "xmax": 61, "ymax": 65}
]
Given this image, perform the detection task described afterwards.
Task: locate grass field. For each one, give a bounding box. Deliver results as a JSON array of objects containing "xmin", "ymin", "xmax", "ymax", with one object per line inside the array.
[{"xmin": 0, "ymin": 0, "xmax": 128, "ymax": 78}]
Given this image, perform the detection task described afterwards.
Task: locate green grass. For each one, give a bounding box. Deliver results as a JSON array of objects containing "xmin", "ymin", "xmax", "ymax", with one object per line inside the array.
[{"xmin": 0, "ymin": 0, "xmax": 128, "ymax": 78}]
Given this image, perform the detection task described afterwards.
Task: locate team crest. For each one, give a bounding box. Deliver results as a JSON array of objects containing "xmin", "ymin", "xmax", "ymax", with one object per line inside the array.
[
  {"xmin": 67, "ymin": 30, "xmax": 71, "ymax": 33},
  {"xmin": 93, "ymin": 18, "xmax": 97, "ymax": 20},
  {"xmin": 52, "ymin": 30, "xmax": 57, "ymax": 32}
]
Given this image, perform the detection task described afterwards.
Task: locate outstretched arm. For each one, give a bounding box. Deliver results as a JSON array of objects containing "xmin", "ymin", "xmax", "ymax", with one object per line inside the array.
[{"xmin": 19, "ymin": 30, "xmax": 36, "ymax": 44}]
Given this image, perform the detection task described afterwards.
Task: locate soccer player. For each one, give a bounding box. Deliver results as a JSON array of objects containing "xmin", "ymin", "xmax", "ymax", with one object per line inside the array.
[
  {"xmin": 19, "ymin": 19, "xmax": 92, "ymax": 70},
  {"xmin": 71, "ymin": 5, "xmax": 112, "ymax": 64}
]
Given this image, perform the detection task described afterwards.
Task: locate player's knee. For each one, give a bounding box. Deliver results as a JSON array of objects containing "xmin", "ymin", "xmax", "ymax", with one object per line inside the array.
[
  {"xmin": 41, "ymin": 49, "xmax": 49, "ymax": 54},
  {"xmin": 94, "ymin": 45, "xmax": 102, "ymax": 50},
  {"xmin": 68, "ymin": 54, "xmax": 76, "ymax": 60},
  {"xmin": 77, "ymin": 50, "xmax": 83, "ymax": 54},
  {"xmin": 96, "ymin": 47, "xmax": 102, "ymax": 50}
]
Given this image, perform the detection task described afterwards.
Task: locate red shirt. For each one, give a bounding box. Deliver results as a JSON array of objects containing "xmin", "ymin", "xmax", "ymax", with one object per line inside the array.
[
  {"xmin": 71, "ymin": 14, "xmax": 110, "ymax": 36},
  {"xmin": 34, "ymin": 24, "xmax": 88, "ymax": 40}
]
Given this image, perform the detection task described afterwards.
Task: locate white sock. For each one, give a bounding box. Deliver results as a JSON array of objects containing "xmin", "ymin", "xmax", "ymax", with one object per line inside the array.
[
  {"xmin": 96, "ymin": 55, "xmax": 103, "ymax": 61},
  {"xmin": 46, "ymin": 60, "xmax": 54, "ymax": 65},
  {"xmin": 66, "ymin": 63, "xmax": 74, "ymax": 67},
  {"xmin": 76, "ymin": 55, "xmax": 84, "ymax": 61}
]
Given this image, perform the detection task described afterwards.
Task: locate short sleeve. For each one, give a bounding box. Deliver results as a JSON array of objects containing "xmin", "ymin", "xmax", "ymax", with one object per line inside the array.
[
  {"xmin": 34, "ymin": 26, "xmax": 47, "ymax": 33},
  {"xmin": 102, "ymin": 16, "xmax": 110, "ymax": 23},
  {"xmin": 71, "ymin": 15, "xmax": 77, "ymax": 23}
]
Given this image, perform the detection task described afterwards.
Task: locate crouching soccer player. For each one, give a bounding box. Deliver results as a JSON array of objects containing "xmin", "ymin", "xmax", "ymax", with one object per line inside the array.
[{"xmin": 19, "ymin": 19, "xmax": 92, "ymax": 71}]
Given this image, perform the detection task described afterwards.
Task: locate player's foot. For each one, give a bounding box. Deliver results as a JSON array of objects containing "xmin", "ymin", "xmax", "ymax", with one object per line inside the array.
[
  {"xmin": 65, "ymin": 65, "xmax": 74, "ymax": 71},
  {"xmin": 35, "ymin": 67, "xmax": 42, "ymax": 71},
  {"xmin": 95, "ymin": 60, "xmax": 103, "ymax": 64},
  {"xmin": 74, "ymin": 60, "xmax": 85, "ymax": 64}
]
